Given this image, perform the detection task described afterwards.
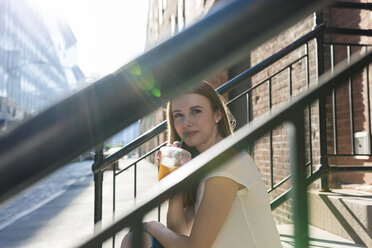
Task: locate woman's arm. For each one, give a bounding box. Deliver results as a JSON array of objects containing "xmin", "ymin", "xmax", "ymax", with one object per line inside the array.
[
  {"xmin": 146, "ymin": 176, "xmax": 240, "ymax": 248},
  {"xmin": 167, "ymin": 193, "xmax": 194, "ymax": 235},
  {"xmin": 160, "ymin": 142, "xmax": 194, "ymax": 235}
]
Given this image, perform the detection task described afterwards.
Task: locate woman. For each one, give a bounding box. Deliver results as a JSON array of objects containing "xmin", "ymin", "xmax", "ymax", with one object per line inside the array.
[{"xmin": 122, "ymin": 81, "xmax": 282, "ymax": 248}]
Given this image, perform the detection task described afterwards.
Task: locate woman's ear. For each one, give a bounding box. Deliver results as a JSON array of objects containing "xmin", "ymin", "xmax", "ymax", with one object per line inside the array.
[{"xmin": 214, "ymin": 110, "xmax": 222, "ymax": 122}]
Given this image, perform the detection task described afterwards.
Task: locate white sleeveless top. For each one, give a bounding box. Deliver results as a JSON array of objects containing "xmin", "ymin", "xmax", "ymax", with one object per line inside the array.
[{"xmin": 195, "ymin": 152, "xmax": 283, "ymax": 248}]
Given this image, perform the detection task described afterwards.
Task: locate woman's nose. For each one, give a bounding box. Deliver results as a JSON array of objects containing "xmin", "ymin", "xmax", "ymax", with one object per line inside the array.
[{"xmin": 183, "ymin": 115, "xmax": 193, "ymax": 127}]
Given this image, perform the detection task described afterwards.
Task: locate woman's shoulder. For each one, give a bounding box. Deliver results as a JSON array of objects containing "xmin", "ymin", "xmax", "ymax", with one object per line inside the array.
[
  {"xmin": 218, "ymin": 150, "xmax": 257, "ymax": 172},
  {"xmin": 204, "ymin": 151, "xmax": 263, "ymax": 188}
]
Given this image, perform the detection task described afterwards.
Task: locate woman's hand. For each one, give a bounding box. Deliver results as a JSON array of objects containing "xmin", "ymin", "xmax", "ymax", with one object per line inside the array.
[
  {"xmin": 156, "ymin": 150, "xmax": 162, "ymax": 166},
  {"xmin": 143, "ymin": 221, "xmax": 159, "ymax": 234},
  {"xmin": 157, "ymin": 142, "xmax": 185, "ymax": 180},
  {"xmin": 155, "ymin": 142, "xmax": 181, "ymax": 166},
  {"xmin": 173, "ymin": 141, "xmax": 182, "ymax": 147},
  {"xmin": 121, "ymin": 225, "xmax": 153, "ymax": 248}
]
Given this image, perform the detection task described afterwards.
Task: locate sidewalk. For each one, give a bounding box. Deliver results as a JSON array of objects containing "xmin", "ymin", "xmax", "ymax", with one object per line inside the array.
[{"xmin": 0, "ymin": 158, "xmax": 164, "ymax": 248}]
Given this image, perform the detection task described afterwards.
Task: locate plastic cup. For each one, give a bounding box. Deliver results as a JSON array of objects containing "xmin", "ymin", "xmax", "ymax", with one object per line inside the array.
[{"xmin": 158, "ymin": 146, "xmax": 191, "ymax": 180}]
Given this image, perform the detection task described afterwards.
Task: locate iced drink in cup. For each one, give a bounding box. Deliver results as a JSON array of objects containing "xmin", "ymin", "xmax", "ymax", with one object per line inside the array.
[{"xmin": 158, "ymin": 146, "xmax": 191, "ymax": 180}]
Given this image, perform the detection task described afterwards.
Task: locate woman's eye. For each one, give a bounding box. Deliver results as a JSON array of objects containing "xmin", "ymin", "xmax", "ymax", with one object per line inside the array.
[
  {"xmin": 192, "ymin": 109, "xmax": 201, "ymax": 114},
  {"xmin": 174, "ymin": 113, "xmax": 183, "ymax": 118}
]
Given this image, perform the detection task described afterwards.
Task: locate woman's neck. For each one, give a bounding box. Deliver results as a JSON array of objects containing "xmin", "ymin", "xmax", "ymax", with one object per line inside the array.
[{"xmin": 196, "ymin": 133, "xmax": 223, "ymax": 153}]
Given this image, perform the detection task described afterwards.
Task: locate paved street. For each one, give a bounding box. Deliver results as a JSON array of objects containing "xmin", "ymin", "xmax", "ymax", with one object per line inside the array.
[{"xmin": 0, "ymin": 158, "xmax": 165, "ymax": 248}]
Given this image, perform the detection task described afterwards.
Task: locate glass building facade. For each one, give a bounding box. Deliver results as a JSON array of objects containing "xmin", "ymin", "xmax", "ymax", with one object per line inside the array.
[{"xmin": 0, "ymin": 0, "xmax": 84, "ymax": 131}]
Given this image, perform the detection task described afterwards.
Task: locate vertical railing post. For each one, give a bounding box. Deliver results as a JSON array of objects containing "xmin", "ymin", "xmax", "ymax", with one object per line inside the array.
[
  {"xmin": 93, "ymin": 143, "xmax": 104, "ymax": 245},
  {"xmin": 347, "ymin": 46, "xmax": 356, "ymax": 155},
  {"xmin": 132, "ymin": 218, "xmax": 144, "ymax": 248},
  {"xmin": 318, "ymin": 97, "xmax": 330, "ymax": 191},
  {"xmin": 316, "ymin": 12, "xmax": 330, "ymax": 192},
  {"xmin": 268, "ymin": 79, "xmax": 274, "ymax": 189},
  {"xmin": 112, "ymin": 162, "xmax": 117, "ymax": 248},
  {"xmin": 366, "ymin": 46, "xmax": 372, "ymax": 155},
  {"xmin": 247, "ymin": 88, "xmax": 254, "ymax": 156},
  {"xmin": 288, "ymin": 109, "xmax": 309, "ymax": 248},
  {"xmin": 134, "ymin": 162, "xmax": 137, "ymax": 198},
  {"xmin": 305, "ymin": 42, "xmax": 314, "ymax": 173}
]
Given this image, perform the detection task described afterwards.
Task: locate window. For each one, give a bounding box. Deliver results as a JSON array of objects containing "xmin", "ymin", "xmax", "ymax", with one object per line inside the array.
[
  {"xmin": 158, "ymin": 0, "xmax": 163, "ymax": 25},
  {"xmin": 170, "ymin": 15, "xmax": 176, "ymax": 36},
  {"xmin": 177, "ymin": 0, "xmax": 185, "ymax": 30}
]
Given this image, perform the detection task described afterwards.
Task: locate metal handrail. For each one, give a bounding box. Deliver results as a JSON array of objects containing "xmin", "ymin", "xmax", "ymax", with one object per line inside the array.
[
  {"xmin": 115, "ymin": 142, "xmax": 166, "ymax": 177},
  {"xmin": 267, "ymin": 160, "xmax": 312, "ymax": 194},
  {"xmin": 226, "ymin": 54, "xmax": 308, "ymax": 105},
  {"xmin": 270, "ymin": 168, "xmax": 323, "ymax": 210},
  {"xmin": 217, "ymin": 24, "xmax": 326, "ymax": 95},
  {"xmin": 324, "ymin": 42, "xmax": 372, "ymax": 47},
  {"xmin": 79, "ymin": 48, "xmax": 372, "ymax": 248},
  {"xmin": 332, "ymin": 2, "xmax": 372, "ymax": 10},
  {"xmin": 326, "ymin": 27, "xmax": 372, "ymax": 36},
  {"xmin": 93, "ymin": 122, "xmax": 167, "ymax": 173},
  {"xmin": 94, "ymin": 24, "xmax": 326, "ymax": 173}
]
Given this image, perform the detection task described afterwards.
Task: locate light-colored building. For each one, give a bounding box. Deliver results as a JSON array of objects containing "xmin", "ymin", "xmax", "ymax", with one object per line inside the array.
[{"xmin": 0, "ymin": 0, "xmax": 84, "ymax": 131}]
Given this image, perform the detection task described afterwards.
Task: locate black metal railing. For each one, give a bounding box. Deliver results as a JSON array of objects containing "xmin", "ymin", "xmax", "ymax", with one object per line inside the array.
[
  {"xmin": 316, "ymin": 0, "xmax": 372, "ymax": 190},
  {"xmin": 226, "ymin": 44, "xmax": 315, "ymax": 190},
  {"xmin": 322, "ymin": 43, "xmax": 372, "ymax": 188},
  {"xmin": 333, "ymin": 1, "xmax": 372, "ymax": 10},
  {"xmin": 325, "ymin": 43, "xmax": 372, "ymax": 157},
  {"xmin": 271, "ymin": 41, "xmax": 372, "ymax": 202},
  {"xmin": 79, "ymin": 48, "xmax": 372, "ymax": 248},
  {"xmin": 92, "ymin": 121, "xmax": 168, "ymax": 229},
  {"xmin": 326, "ymin": 3, "xmax": 372, "ymax": 36}
]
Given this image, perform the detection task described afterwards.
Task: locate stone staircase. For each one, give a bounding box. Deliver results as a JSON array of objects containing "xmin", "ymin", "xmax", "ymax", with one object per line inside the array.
[
  {"xmin": 278, "ymin": 224, "xmax": 365, "ymax": 248},
  {"xmin": 307, "ymin": 188, "xmax": 372, "ymax": 248}
]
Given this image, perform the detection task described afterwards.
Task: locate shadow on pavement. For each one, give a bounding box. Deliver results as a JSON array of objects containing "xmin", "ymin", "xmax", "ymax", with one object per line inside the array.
[{"xmin": 0, "ymin": 161, "xmax": 94, "ymax": 248}]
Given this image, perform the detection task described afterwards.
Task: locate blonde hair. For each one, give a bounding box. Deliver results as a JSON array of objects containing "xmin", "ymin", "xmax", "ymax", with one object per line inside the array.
[{"xmin": 166, "ymin": 80, "xmax": 234, "ymax": 206}]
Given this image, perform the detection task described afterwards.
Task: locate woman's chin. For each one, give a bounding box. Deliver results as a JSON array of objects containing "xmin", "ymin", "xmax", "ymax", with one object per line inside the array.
[
  {"xmin": 184, "ymin": 140, "xmax": 197, "ymax": 148},
  {"xmin": 184, "ymin": 141, "xmax": 193, "ymax": 147}
]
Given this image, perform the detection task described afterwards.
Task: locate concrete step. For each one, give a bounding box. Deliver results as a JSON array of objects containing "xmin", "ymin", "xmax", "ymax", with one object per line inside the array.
[
  {"xmin": 308, "ymin": 188, "xmax": 372, "ymax": 247},
  {"xmin": 278, "ymin": 224, "xmax": 366, "ymax": 248}
]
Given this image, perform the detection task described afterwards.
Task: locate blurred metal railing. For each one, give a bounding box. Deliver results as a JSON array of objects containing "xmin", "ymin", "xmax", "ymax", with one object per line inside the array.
[
  {"xmin": 0, "ymin": 0, "xmax": 335, "ymax": 248},
  {"xmin": 0, "ymin": 0, "xmax": 329, "ymax": 203}
]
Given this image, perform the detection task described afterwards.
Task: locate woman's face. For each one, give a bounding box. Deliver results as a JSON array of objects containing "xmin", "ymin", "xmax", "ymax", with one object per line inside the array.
[{"xmin": 171, "ymin": 93, "xmax": 222, "ymax": 152}]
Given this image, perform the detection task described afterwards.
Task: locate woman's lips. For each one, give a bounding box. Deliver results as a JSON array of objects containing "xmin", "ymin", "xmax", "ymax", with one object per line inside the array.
[{"xmin": 185, "ymin": 131, "xmax": 197, "ymax": 137}]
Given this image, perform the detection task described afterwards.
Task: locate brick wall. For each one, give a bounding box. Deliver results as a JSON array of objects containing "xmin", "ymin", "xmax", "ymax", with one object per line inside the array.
[
  {"xmin": 144, "ymin": 0, "xmax": 372, "ymax": 225},
  {"xmin": 250, "ymin": 15, "xmax": 319, "ymax": 223},
  {"xmin": 250, "ymin": 2, "xmax": 372, "ymax": 222},
  {"xmin": 322, "ymin": 1, "xmax": 372, "ymax": 185}
]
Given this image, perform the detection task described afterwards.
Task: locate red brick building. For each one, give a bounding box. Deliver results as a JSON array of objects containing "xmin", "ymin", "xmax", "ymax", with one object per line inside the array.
[{"xmin": 143, "ymin": 0, "xmax": 372, "ymax": 223}]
